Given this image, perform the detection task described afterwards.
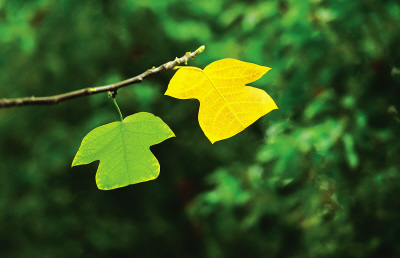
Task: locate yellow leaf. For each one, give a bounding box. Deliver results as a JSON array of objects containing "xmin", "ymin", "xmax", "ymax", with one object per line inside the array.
[{"xmin": 165, "ymin": 58, "xmax": 278, "ymax": 143}]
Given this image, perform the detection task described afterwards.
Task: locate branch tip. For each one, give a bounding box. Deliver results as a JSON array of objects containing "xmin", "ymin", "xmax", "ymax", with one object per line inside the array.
[{"xmin": 196, "ymin": 45, "xmax": 205, "ymax": 54}]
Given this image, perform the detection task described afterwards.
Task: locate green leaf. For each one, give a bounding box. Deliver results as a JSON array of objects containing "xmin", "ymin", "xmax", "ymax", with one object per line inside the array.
[{"xmin": 72, "ymin": 112, "xmax": 175, "ymax": 190}]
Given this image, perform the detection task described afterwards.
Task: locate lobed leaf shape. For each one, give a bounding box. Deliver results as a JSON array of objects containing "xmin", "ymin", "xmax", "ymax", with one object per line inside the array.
[
  {"xmin": 72, "ymin": 112, "xmax": 175, "ymax": 190},
  {"xmin": 165, "ymin": 58, "xmax": 278, "ymax": 143}
]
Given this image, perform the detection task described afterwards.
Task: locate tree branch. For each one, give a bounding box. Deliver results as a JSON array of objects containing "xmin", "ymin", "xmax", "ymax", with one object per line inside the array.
[{"xmin": 0, "ymin": 45, "xmax": 205, "ymax": 108}]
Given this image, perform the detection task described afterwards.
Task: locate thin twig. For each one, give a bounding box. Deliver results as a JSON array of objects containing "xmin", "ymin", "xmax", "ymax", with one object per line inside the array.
[{"xmin": 0, "ymin": 45, "xmax": 205, "ymax": 108}]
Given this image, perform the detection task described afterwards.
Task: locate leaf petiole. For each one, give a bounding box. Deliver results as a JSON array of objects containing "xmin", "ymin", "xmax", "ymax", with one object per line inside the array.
[{"xmin": 112, "ymin": 98, "xmax": 123, "ymax": 121}]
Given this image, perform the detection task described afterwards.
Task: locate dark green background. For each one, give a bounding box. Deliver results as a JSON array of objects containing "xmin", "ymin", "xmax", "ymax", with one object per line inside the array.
[{"xmin": 1, "ymin": 0, "xmax": 400, "ymax": 257}]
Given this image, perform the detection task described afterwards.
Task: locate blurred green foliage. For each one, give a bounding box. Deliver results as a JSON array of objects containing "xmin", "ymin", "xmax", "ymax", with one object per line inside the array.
[{"xmin": 1, "ymin": 0, "xmax": 400, "ymax": 257}]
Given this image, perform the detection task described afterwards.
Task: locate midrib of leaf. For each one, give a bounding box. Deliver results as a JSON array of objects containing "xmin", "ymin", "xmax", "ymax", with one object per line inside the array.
[
  {"xmin": 120, "ymin": 123, "xmax": 131, "ymax": 184},
  {"xmin": 201, "ymin": 70, "xmax": 245, "ymax": 129}
]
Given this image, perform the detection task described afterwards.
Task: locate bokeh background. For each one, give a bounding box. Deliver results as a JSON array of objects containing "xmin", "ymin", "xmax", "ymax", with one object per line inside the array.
[{"xmin": 1, "ymin": 0, "xmax": 400, "ymax": 257}]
